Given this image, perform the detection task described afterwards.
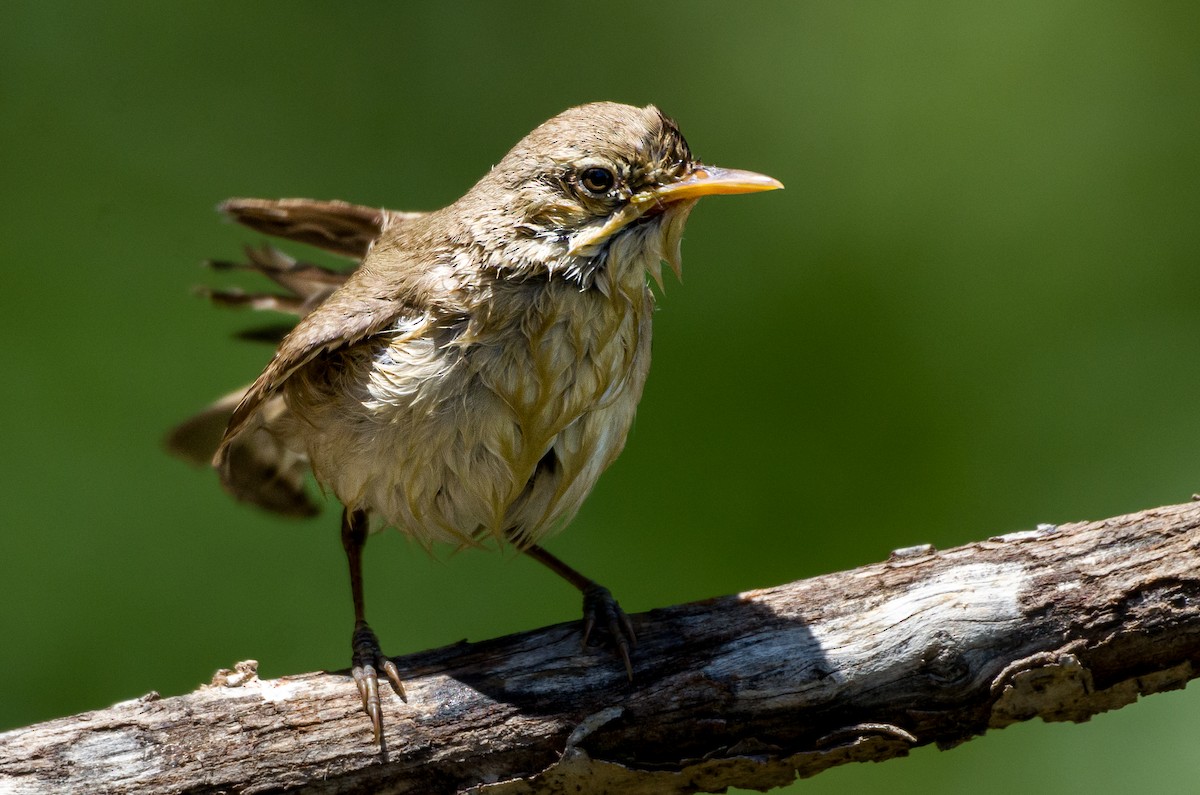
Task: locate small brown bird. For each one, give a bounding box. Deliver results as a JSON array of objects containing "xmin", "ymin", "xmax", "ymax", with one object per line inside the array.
[{"xmin": 169, "ymin": 102, "xmax": 781, "ymax": 742}]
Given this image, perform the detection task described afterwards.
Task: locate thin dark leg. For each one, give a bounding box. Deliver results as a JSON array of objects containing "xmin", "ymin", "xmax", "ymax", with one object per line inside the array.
[
  {"xmin": 342, "ymin": 508, "xmax": 405, "ymax": 745},
  {"xmin": 521, "ymin": 542, "xmax": 636, "ymax": 679}
]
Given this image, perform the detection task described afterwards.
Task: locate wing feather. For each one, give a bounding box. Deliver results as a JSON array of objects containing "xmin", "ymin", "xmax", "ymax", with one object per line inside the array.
[
  {"xmin": 219, "ymin": 198, "xmax": 425, "ymax": 260},
  {"xmin": 212, "ymin": 250, "xmax": 435, "ymax": 472}
]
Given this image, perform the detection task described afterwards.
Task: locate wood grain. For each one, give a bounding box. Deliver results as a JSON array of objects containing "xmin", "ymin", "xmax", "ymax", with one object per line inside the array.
[{"xmin": 3, "ymin": 502, "xmax": 1199, "ymax": 794}]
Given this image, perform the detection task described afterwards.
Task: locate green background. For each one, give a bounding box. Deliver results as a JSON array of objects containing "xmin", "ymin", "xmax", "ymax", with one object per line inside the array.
[{"xmin": 2, "ymin": 2, "xmax": 1199, "ymax": 792}]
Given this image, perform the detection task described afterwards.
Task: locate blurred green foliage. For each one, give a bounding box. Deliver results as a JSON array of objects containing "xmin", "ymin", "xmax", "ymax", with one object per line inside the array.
[{"xmin": 1, "ymin": 2, "xmax": 1198, "ymax": 792}]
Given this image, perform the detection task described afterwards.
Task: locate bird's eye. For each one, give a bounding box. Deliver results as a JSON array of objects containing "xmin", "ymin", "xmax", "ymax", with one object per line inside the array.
[{"xmin": 579, "ymin": 167, "xmax": 615, "ymax": 195}]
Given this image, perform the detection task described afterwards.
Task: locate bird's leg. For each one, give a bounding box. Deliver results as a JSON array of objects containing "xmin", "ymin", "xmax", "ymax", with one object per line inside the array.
[
  {"xmin": 341, "ymin": 508, "xmax": 405, "ymax": 744},
  {"xmin": 520, "ymin": 543, "xmax": 636, "ymax": 679}
]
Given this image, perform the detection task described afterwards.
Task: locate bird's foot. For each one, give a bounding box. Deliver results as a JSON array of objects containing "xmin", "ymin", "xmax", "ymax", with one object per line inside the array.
[
  {"xmin": 581, "ymin": 583, "xmax": 636, "ymax": 679},
  {"xmin": 350, "ymin": 620, "xmax": 406, "ymax": 745}
]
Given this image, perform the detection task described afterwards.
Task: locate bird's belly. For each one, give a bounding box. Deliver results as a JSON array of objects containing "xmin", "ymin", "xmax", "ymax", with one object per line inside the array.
[{"xmin": 292, "ymin": 291, "xmax": 652, "ymax": 547}]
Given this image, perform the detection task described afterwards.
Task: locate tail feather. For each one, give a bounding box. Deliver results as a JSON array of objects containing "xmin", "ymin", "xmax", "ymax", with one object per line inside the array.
[{"xmin": 166, "ymin": 388, "xmax": 319, "ymax": 518}]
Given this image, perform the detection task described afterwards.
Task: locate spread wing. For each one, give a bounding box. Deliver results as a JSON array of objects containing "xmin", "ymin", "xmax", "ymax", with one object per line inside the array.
[
  {"xmin": 219, "ymin": 198, "xmax": 426, "ymax": 260},
  {"xmin": 196, "ymin": 198, "xmax": 431, "ymax": 327},
  {"xmin": 202, "ymin": 243, "xmax": 350, "ymax": 324},
  {"xmin": 212, "ymin": 255, "xmax": 427, "ymax": 472},
  {"xmin": 170, "ymin": 197, "xmax": 437, "ymax": 510}
]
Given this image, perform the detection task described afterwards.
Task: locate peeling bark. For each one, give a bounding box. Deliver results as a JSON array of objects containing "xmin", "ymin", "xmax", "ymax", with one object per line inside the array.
[{"xmin": 2, "ymin": 502, "xmax": 1199, "ymax": 794}]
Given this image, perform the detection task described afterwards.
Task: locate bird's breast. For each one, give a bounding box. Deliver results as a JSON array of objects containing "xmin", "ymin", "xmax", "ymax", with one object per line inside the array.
[{"xmin": 291, "ymin": 271, "xmax": 655, "ymax": 548}]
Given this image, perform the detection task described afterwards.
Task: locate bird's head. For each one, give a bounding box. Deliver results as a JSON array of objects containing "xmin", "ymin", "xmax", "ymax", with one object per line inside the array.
[{"xmin": 458, "ymin": 102, "xmax": 781, "ymax": 288}]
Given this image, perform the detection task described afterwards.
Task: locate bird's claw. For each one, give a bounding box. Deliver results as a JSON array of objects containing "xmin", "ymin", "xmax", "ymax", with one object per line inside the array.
[
  {"xmin": 351, "ymin": 620, "xmax": 406, "ymax": 745},
  {"xmin": 581, "ymin": 583, "xmax": 636, "ymax": 679}
]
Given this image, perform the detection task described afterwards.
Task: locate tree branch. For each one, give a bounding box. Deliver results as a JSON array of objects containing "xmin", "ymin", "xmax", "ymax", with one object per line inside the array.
[{"xmin": 4, "ymin": 502, "xmax": 1200, "ymax": 794}]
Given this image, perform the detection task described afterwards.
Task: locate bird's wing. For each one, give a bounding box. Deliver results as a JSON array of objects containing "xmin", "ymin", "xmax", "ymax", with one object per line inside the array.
[
  {"xmin": 171, "ymin": 199, "xmax": 434, "ymax": 512},
  {"xmin": 203, "ymin": 243, "xmax": 349, "ymax": 323},
  {"xmin": 165, "ymin": 245, "xmax": 347, "ymax": 489},
  {"xmin": 220, "ymin": 198, "xmax": 427, "ymax": 260},
  {"xmin": 212, "ymin": 253, "xmax": 427, "ymax": 471}
]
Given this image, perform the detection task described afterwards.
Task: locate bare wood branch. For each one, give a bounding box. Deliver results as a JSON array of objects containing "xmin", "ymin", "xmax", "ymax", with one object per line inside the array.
[{"xmin": 3, "ymin": 502, "xmax": 1200, "ymax": 794}]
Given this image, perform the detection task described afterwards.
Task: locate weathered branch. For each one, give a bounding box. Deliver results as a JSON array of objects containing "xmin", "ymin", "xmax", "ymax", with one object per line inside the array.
[{"xmin": 4, "ymin": 502, "xmax": 1200, "ymax": 794}]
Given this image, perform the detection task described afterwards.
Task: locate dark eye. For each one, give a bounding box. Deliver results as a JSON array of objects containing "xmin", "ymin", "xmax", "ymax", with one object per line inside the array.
[{"xmin": 579, "ymin": 167, "xmax": 615, "ymax": 195}]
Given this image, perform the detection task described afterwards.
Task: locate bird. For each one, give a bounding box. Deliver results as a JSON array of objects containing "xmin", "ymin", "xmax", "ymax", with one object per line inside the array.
[{"xmin": 167, "ymin": 101, "xmax": 782, "ymax": 743}]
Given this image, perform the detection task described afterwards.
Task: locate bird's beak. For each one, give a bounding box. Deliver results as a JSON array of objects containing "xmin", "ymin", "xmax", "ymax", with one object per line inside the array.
[
  {"xmin": 568, "ymin": 165, "xmax": 781, "ymax": 259},
  {"xmin": 639, "ymin": 165, "xmax": 784, "ymax": 207}
]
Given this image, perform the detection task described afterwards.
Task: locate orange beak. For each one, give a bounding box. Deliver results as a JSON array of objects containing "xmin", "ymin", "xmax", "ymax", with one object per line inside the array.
[
  {"xmin": 567, "ymin": 165, "xmax": 781, "ymax": 258},
  {"xmin": 641, "ymin": 165, "xmax": 783, "ymax": 206}
]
